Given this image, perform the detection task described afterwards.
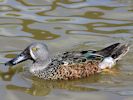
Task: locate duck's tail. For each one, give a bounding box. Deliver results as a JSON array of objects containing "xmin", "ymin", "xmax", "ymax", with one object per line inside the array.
[{"xmin": 95, "ymin": 43, "xmax": 130, "ymax": 69}]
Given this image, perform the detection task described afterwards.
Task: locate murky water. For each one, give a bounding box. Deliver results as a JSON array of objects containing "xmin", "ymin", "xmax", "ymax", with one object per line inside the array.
[{"xmin": 0, "ymin": 0, "xmax": 133, "ymax": 100}]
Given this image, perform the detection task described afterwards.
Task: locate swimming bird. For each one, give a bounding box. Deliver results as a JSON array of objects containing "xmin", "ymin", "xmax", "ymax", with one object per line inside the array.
[{"xmin": 5, "ymin": 42, "xmax": 129, "ymax": 80}]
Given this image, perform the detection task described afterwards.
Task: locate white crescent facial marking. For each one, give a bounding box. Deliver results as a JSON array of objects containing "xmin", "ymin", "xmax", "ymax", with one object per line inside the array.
[{"xmin": 30, "ymin": 49, "xmax": 36, "ymax": 60}]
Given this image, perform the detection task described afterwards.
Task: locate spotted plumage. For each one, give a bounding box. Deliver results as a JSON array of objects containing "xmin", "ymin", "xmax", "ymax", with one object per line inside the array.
[{"xmin": 5, "ymin": 42, "xmax": 130, "ymax": 80}]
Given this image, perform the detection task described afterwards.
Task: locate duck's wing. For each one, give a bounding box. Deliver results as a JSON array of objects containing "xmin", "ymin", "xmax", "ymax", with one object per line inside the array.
[{"xmin": 51, "ymin": 50, "xmax": 104, "ymax": 67}]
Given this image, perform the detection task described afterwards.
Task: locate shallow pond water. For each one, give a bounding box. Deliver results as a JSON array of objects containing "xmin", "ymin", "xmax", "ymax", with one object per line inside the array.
[{"xmin": 0, "ymin": 0, "xmax": 133, "ymax": 100}]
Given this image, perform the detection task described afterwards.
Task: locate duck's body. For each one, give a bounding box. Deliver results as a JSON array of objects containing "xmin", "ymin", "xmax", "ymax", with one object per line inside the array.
[
  {"xmin": 31, "ymin": 51, "xmax": 100, "ymax": 80},
  {"xmin": 5, "ymin": 42, "xmax": 130, "ymax": 80}
]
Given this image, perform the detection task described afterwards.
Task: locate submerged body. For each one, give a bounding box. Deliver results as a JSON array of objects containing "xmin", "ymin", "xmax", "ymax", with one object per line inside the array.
[{"xmin": 5, "ymin": 42, "xmax": 130, "ymax": 80}]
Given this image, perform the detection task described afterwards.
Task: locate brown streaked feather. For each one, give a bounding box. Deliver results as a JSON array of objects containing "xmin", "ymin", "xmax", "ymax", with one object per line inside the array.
[{"xmin": 54, "ymin": 60, "xmax": 101, "ymax": 80}]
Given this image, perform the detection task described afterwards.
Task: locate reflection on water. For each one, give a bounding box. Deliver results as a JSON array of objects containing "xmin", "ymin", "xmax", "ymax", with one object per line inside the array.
[
  {"xmin": 6, "ymin": 71, "xmax": 100, "ymax": 96},
  {"xmin": 0, "ymin": 0, "xmax": 133, "ymax": 99}
]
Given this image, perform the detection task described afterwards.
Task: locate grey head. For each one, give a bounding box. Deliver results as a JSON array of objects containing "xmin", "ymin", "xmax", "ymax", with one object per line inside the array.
[{"xmin": 5, "ymin": 42, "xmax": 50, "ymax": 66}]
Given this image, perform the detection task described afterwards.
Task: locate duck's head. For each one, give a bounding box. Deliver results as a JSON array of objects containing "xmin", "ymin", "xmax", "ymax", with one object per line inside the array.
[{"xmin": 5, "ymin": 42, "xmax": 49, "ymax": 66}]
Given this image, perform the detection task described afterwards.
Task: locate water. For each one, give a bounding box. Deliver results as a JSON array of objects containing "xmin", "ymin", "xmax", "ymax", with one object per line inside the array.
[{"xmin": 0, "ymin": 0, "xmax": 133, "ymax": 99}]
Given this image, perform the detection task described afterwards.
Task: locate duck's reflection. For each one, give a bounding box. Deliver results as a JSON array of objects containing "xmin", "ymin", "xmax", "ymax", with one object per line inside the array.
[
  {"xmin": 0, "ymin": 66, "xmax": 119, "ymax": 96},
  {"xmin": 6, "ymin": 75, "xmax": 101, "ymax": 96}
]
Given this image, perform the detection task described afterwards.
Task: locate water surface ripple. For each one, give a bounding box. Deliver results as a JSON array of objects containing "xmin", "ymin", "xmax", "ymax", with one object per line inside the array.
[{"xmin": 0, "ymin": 0, "xmax": 133, "ymax": 100}]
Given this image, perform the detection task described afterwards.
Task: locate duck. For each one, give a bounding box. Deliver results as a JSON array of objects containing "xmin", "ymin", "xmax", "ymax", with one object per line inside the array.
[{"xmin": 5, "ymin": 42, "xmax": 130, "ymax": 80}]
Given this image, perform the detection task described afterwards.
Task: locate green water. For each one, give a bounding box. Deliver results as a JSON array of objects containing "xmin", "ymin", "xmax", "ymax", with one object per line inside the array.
[{"xmin": 0, "ymin": 0, "xmax": 133, "ymax": 100}]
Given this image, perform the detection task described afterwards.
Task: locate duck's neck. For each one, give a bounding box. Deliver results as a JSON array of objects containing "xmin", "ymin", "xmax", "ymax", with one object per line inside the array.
[{"xmin": 29, "ymin": 57, "xmax": 51, "ymax": 74}]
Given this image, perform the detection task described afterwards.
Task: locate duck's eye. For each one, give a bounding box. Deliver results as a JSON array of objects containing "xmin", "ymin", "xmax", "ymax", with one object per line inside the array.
[{"xmin": 32, "ymin": 47, "xmax": 38, "ymax": 52}]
